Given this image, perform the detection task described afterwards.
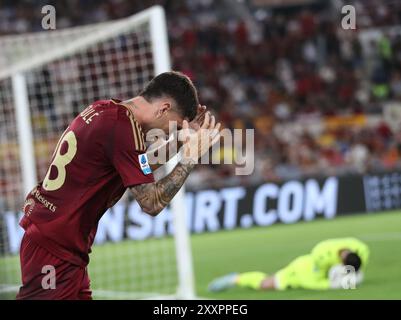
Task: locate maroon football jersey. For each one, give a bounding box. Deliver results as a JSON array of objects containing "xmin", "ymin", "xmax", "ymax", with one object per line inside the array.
[{"xmin": 20, "ymin": 99, "xmax": 154, "ymax": 266}]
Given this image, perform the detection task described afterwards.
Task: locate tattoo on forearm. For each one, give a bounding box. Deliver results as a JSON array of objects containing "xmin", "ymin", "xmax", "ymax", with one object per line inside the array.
[{"xmin": 131, "ymin": 162, "xmax": 194, "ymax": 215}]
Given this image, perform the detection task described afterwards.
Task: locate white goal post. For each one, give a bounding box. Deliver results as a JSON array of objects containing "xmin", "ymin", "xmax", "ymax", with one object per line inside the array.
[{"xmin": 0, "ymin": 5, "xmax": 195, "ymax": 300}]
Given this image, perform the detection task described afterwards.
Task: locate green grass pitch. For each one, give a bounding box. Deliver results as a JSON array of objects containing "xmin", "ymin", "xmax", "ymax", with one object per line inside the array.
[{"xmin": 1, "ymin": 210, "xmax": 401, "ymax": 299}]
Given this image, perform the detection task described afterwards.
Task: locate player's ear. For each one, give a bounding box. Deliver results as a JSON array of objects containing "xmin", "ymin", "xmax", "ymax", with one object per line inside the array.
[{"xmin": 157, "ymin": 101, "xmax": 172, "ymax": 118}]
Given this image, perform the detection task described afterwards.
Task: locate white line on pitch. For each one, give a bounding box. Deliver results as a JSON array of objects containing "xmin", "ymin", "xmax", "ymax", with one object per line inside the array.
[{"xmin": 357, "ymin": 232, "xmax": 401, "ymax": 241}]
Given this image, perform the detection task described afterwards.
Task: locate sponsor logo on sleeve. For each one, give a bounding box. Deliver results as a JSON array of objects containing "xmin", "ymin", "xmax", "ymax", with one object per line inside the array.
[{"xmin": 139, "ymin": 153, "xmax": 152, "ymax": 175}]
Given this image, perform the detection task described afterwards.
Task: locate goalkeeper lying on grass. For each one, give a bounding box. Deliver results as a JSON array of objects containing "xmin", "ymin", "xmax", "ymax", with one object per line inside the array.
[{"xmin": 208, "ymin": 237, "xmax": 369, "ymax": 292}]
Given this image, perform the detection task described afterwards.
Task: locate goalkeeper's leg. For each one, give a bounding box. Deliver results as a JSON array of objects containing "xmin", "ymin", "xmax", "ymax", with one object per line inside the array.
[
  {"xmin": 208, "ymin": 255, "xmax": 316, "ymax": 292},
  {"xmin": 208, "ymin": 272, "xmax": 277, "ymax": 292}
]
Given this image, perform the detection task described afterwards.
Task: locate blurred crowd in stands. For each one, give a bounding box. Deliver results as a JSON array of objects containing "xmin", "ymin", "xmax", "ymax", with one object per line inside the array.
[{"xmin": 1, "ymin": 0, "xmax": 401, "ymax": 190}]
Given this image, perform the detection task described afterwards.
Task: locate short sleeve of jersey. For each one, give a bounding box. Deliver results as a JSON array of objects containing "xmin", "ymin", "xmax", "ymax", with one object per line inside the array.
[{"xmin": 111, "ymin": 110, "xmax": 155, "ymax": 187}]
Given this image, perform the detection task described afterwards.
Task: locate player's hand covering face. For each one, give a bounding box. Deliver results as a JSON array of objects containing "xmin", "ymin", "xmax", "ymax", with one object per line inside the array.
[
  {"xmin": 188, "ymin": 104, "xmax": 207, "ymax": 131},
  {"xmin": 180, "ymin": 110, "xmax": 221, "ymax": 164}
]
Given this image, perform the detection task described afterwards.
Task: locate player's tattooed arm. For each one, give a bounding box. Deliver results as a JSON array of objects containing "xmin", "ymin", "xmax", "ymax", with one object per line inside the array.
[
  {"xmin": 131, "ymin": 111, "xmax": 221, "ymax": 216},
  {"xmin": 130, "ymin": 162, "xmax": 195, "ymax": 216}
]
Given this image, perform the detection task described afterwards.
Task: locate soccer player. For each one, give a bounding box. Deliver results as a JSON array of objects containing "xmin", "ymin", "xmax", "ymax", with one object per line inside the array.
[
  {"xmin": 208, "ymin": 237, "xmax": 369, "ymax": 292},
  {"xmin": 17, "ymin": 71, "xmax": 221, "ymax": 300}
]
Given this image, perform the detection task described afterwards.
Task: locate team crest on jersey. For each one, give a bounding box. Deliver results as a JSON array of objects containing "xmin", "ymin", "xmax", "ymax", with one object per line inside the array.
[
  {"xmin": 139, "ymin": 153, "xmax": 152, "ymax": 175},
  {"xmin": 22, "ymin": 198, "xmax": 35, "ymax": 216}
]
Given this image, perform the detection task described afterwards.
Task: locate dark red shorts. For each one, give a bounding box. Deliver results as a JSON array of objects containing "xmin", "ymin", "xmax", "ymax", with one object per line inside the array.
[{"xmin": 16, "ymin": 233, "xmax": 92, "ymax": 300}]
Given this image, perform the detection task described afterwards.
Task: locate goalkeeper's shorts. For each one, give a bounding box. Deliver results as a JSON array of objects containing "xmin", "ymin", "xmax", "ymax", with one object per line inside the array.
[
  {"xmin": 274, "ymin": 254, "xmax": 326, "ymax": 290},
  {"xmin": 16, "ymin": 233, "xmax": 92, "ymax": 300}
]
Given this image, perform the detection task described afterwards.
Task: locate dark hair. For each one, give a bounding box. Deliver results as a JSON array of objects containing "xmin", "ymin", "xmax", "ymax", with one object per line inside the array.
[
  {"xmin": 140, "ymin": 71, "xmax": 199, "ymax": 121},
  {"xmin": 344, "ymin": 252, "xmax": 362, "ymax": 272}
]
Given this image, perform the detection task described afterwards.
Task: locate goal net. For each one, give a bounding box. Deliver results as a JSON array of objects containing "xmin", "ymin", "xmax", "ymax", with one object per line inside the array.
[{"xmin": 0, "ymin": 6, "xmax": 195, "ymax": 300}]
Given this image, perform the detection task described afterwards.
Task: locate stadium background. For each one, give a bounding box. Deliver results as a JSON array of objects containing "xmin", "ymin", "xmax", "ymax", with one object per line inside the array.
[{"xmin": 1, "ymin": 0, "xmax": 401, "ymax": 299}]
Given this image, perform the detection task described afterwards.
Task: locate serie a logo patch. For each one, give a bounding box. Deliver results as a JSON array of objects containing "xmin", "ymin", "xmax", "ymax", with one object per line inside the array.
[{"xmin": 139, "ymin": 153, "xmax": 152, "ymax": 175}]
